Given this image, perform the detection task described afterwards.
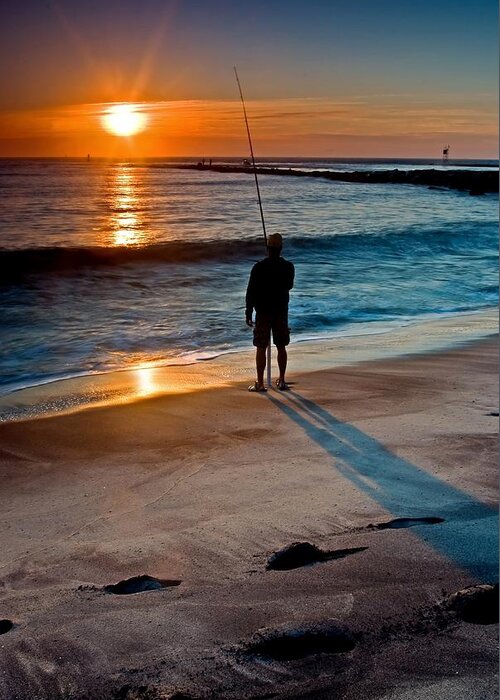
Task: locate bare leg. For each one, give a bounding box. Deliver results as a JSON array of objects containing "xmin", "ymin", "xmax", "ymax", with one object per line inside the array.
[
  {"xmin": 256, "ymin": 347, "xmax": 267, "ymax": 387},
  {"xmin": 277, "ymin": 346, "xmax": 287, "ymax": 383}
]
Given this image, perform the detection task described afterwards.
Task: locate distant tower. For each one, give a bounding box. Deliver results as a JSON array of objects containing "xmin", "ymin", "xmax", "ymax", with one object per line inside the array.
[{"xmin": 442, "ymin": 145, "xmax": 450, "ymax": 164}]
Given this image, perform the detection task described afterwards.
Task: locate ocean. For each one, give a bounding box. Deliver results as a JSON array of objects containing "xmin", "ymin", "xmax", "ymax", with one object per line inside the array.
[{"xmin": 0, "ymin": 157, "xmax": 498, "ymax": 397}]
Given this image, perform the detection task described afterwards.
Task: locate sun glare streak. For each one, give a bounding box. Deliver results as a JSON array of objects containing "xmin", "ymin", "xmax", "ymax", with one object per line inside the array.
[
  {"xmin": 105, "ymin": 165, "xmax": 149, "ymax": 246},
  {"xmin": 102, "ymin": 104, "xmax": 147, "ymax": 136},
  {"xmin": 136, "ymin": 367, "xmax": 159, "ymax": 397},
  {"xmin": 114, "ymin": 215, "xmax": 141, "ymax": 246}
]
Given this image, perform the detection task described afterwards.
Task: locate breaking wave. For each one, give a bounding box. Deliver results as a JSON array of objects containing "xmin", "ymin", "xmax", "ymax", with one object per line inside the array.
[{"xmin": 1, "ymin": 220, "xmax": 495, "ymax": 285}]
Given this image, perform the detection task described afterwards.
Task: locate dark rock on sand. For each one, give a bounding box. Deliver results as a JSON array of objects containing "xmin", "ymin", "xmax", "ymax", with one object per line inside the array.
[
  {"xmin": 266, "ymin": 542, "xmax": 325, "ymax": 570},
  {"xmin": 266, "ymin": 542, "xmax": 367, "ymax": 571},
  {"xmin": 104, "ymin": 575, "xmax": 181, "ymax": 595},
  {"xmin": 446, "ymin": 583, "xmax": 499, "ymax": 624},
  {"xmin": 369, "ymin": 516, "xmax": 444, "ymax": 530},
  {"xmin": 243, "ymin": 621, "xmax": 357, "ymax": 660},
  {"xmin": 0, "ymin": 619, "xmax": 13, "ymax": 635}
]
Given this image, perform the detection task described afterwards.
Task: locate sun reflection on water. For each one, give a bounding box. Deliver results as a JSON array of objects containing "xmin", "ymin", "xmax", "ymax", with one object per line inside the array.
[{"xmin": 108, "ymin": 166, "xmax": 148, "ymax": 246}]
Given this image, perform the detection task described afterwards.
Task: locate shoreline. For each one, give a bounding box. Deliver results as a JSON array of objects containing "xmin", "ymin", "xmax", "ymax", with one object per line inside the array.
[
  {"xmin": 0, "ymin": 333, "xmax": 497, "ymax": 699},
  {"xmin": 0, "ymin": 308, "xmax": 497, "ymax": 423}
]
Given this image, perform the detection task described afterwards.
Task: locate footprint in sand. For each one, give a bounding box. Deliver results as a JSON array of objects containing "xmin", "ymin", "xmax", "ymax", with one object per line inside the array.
[
  {"xmin": 104, "ymin": 575, "xmax": 181, "ymax": 595},
  {"xmin": 243, "ymin": 621, "xmax": 356, "ymax": 660},
  {"xmin": 266, "ymin": 542, "xmax": 367, "ymax": 571},
  {"xmin": 0, "ymin": 620, "xmax": 13, "ymax": 635},
  {"xmin": 368, "ymin": 516, "xmax": 444, "ymax": 530}
]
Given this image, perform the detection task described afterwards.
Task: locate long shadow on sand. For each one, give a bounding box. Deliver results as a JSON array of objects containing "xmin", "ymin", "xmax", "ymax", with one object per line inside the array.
[{"xmin": 267, "ymin": 391, "xmax": 498, "ymax": 581}]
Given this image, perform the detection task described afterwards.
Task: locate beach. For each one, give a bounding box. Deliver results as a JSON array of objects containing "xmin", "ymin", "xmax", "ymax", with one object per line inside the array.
[
  {"xmin": 0, "ymin": 327, "xmax": 497, "ymax": 699},
  {"xmin": 0, "ymin": 158, "xmax": 498, "ymax": 699}
]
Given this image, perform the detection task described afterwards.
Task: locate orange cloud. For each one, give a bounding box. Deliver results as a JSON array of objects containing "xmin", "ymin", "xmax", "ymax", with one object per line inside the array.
[{"xmin": 0, "ymin": 95, "xmax": 497, "ymax": 158}]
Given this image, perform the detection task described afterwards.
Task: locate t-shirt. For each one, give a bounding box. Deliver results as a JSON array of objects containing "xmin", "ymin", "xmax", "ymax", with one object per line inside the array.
[{"xmin": 245, "ymin": 256, "xmax": 295, "ymax": 317}]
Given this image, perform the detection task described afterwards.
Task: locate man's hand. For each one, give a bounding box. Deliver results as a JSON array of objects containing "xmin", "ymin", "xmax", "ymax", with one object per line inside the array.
[{"xmin": 246, "ymin": 317, "xmax": 254, "ymax": 327}]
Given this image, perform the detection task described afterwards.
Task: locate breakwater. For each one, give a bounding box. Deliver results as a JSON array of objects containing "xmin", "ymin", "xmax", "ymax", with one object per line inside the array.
[{"xmin": 166, "ymin": 163, "xmax": 498, "ymax": 194}]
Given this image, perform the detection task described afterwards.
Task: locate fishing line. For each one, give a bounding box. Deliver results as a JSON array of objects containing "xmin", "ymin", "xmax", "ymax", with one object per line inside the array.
[{"xmin": 234, "ymin": 67, "xmax": 267, "ymax": 246}]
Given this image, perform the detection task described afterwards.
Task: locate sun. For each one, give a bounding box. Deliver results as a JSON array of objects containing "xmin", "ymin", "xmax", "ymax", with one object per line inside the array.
[{"xmin": 102, "ymin": 104, "xmax": 147, "ymax": 136}]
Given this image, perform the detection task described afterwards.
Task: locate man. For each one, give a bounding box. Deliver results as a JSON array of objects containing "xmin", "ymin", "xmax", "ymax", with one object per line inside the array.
[{"xmin": 245, "ymin": 233, "xmax": 295, "ymax": 392}]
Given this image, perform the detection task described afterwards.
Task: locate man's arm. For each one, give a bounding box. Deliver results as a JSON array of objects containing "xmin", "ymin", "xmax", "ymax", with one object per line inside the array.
[
  {"xmin": 287, "ymin": 261, "xmax": 295, "ymax": 290},
  {"xmin": 245, "ymin": 266, "xmax": 257, "ymax": 325}
]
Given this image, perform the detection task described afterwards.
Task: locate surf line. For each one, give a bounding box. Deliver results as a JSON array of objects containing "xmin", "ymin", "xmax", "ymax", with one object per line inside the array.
[{"xmin": 234, "ymin": 66, "xmax": 272, "ymax": 389}]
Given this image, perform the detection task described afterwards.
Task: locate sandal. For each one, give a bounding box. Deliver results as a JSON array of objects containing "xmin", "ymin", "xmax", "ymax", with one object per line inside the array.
[
  {"xmin": 275, "ymin": 379, "xmax": 290, "ymax": 391},
  {"xmin": 248, "ymin": 383, "xmax": 267, "ymax": 393}
]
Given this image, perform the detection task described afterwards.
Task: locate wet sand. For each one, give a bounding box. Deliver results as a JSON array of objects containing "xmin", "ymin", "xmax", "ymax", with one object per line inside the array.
[{"xmin": 0, "ymin": 335, "xmax": 498, "ymax": 699}]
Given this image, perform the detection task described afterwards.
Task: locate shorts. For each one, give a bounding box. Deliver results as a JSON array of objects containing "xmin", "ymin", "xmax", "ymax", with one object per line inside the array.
[{"xmin": 253, "ymin": 313, "xmax": 290, "ymax": 348}]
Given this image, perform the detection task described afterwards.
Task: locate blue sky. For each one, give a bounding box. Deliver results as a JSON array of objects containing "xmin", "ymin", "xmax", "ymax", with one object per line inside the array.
[{"xmin": 1, "ymin": 0, "xmax": 497, "ymax": 105}]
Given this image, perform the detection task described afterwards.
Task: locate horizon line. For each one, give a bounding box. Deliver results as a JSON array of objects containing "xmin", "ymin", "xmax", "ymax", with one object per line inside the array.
[{"xmin": 1, "ymin": 155, "xmax": 498, "ymax": 162}]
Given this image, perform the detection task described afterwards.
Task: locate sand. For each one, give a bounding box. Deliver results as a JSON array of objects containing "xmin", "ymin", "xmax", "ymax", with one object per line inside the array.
[{"xmin": 0, "ymin": 332, "xmax": 498, "ymax": 699}]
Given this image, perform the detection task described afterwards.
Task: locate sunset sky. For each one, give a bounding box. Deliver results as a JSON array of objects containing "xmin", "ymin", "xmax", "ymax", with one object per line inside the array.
[{"xmin": 1, "ymin": 0, "xmax": 497, "ymax": 158}]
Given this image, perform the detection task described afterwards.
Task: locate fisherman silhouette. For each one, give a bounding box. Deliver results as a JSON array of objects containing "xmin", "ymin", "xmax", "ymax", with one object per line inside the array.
[{"xmin": 245, "ymin": 233, "xmax": 294, "ymax": 392}]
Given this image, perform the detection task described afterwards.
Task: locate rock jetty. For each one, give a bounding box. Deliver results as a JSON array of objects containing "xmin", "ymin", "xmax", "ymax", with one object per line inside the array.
[{"xmin": 168, "ymin": 163, "xmax": 498, "ymax": 195}]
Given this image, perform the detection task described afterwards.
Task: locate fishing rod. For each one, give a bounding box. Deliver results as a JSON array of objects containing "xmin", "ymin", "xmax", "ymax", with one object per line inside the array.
[
  {"xmin": 234, "ymin": 67, "xmax": 267, "ymax": 246},
  {"xmin": 234, "ymin": 66, "xmax": 272, "ymax": 388}
]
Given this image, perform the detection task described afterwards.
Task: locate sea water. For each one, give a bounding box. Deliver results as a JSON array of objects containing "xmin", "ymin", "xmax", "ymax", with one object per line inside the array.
[{"xmin": 0, "ymin": 158, "xmax": 498, "ymax": 396}]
